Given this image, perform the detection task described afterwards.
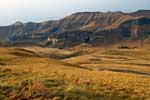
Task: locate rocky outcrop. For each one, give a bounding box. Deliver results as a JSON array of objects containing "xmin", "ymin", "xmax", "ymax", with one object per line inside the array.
[
  {"xmin": 0, "ymin": 10, "xmax": 149, "ymax": 47},
  {"xmin": 92, "ymin": 17, "xmax": 150, "ymax": 45}
]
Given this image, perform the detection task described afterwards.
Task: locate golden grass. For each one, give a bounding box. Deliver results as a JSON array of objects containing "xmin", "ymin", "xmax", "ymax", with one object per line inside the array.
[
  {"xmin": 0, "ymin": 46, "xmax": 150, "ymax": 100},
  {"xmin": 63, "ymin": 45, "xmax": 150, "ymax": 75}
]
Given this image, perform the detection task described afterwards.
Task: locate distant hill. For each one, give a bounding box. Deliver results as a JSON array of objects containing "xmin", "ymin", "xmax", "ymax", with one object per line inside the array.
[{"xmin": 0, "ymin": 10, "xmax": 150, "ymax": 48}]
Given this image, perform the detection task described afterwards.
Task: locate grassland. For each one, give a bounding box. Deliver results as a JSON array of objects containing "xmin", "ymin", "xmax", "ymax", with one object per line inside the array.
[{"xmin": 0, "ymin": 45, "xmax": 150, "ymax": 100}]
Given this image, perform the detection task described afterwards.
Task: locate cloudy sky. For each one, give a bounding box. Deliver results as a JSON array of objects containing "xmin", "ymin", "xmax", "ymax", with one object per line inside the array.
[{"xmin": 0, "ymin": 0, "xmax": 149, "ymax": 26}]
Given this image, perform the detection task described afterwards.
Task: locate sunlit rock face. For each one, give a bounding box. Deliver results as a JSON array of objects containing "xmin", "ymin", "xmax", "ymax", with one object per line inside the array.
[{"xmin": 0, "ymin": 10, "xmax": 150, "ymax": 47}]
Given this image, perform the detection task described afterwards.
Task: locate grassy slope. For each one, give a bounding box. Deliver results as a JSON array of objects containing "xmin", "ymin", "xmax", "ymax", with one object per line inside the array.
[
  {"xmin": 63, "ymin": 45, "xmax": 150, "ymax": 75},
  {"xmin": 0, "ymin": 46, "xmax": 150, "ymax": 100}
]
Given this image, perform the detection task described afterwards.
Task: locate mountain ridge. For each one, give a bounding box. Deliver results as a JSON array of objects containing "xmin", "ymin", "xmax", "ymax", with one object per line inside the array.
[{"xmin": 0, "ymin": 10, "xmax": 150, "ymax": 48}]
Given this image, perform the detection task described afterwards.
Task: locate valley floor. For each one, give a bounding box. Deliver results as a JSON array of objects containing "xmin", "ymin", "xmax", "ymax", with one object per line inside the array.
[{"xmin": 0, "ymin": 45, "xmax": 150, "ymax": 100}]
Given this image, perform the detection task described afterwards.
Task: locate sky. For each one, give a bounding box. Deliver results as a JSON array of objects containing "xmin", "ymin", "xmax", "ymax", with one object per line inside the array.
[{"xmin": 0, "ymin": 0, "xmax": 149, "ymax": 26}]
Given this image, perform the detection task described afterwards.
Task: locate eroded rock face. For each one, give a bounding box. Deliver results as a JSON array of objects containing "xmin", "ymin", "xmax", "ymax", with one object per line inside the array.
[
  {"xmin": 48, "ymin": 30, "xmax": 92, "ymax": 48},
  {"xmin": 92, "ymin": 17, "xmax": 150, "ymax": 45},
  {"xmin": 0, "ymin": 10, "xmax": 150, "ymax": 48}
]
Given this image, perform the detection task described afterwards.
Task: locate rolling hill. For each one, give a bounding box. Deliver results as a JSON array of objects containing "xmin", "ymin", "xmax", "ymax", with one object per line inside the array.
[
  {"xmin": 0, "ymin": 10, "xmax": 150, "ymax": 48},
  {"xmin": 0, "ymin": 45, "xmax": 150, "ymax": 100},
  {"xmin": 0, "ymin": 10, "xmax": 150, "ymax": 100}
]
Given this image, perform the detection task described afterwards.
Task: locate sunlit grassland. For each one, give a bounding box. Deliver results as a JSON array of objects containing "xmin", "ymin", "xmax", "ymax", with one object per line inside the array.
[{"xmin": 0, "ymin": 46, "xmax": 150, "ymax": 100}]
